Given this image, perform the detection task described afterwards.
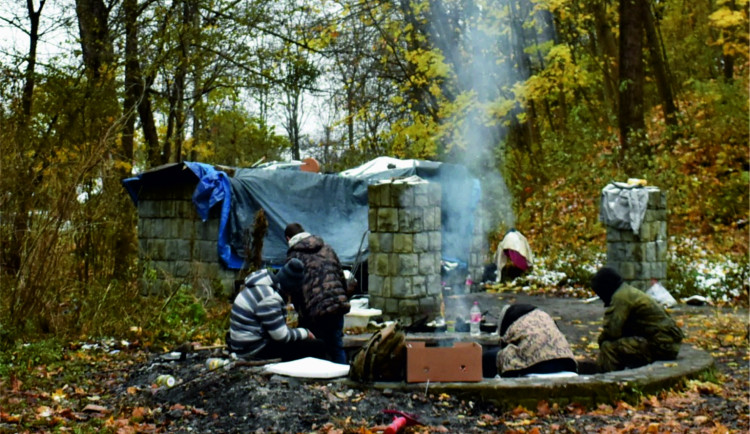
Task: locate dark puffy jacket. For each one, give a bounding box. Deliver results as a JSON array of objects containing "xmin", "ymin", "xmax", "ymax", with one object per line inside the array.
[{"xmin": 287, "ymin": 234, "xmax": 350, "ymax": 323}]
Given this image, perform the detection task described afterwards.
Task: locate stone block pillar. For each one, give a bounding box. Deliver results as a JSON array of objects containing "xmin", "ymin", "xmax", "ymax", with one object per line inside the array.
[
  {"xmin": 604, "ymin": 187, "xmax": 668, "ymax": 290},
  {"xmin": 367, "ymin": 178, "xmax": 442, "ymax": 325},
  {"xmin": 137, "ymin": 183, "xmax": 236, "ymax": 297}
]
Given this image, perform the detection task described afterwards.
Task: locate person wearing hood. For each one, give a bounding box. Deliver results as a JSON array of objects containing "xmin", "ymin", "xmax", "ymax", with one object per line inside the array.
[
  {"xmin": 484, "ymin": 303, "xmax": 577, "ymax": 378},
  {"xmin": 285, "ymin": 223, "xmax": 350, "ymax": 364},
  {"xmin": 590, "ymin": 267, "xmax": 684, "ymax": 372},
  {"xmin": 227, "ymin": 258, "xmax": 328, "ymax": 361}
]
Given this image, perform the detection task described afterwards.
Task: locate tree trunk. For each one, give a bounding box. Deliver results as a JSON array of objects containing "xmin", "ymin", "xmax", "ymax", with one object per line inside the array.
[
  {"xmin": 723, "ymin": 0, "xmax": 736, "ymax": 81},
  {"xmin": 75, "ymin": 0, "xmax": 113, "ymax": 80},
  {"xmin": 123, "ymin": 0, "xmax": 138, "ymax": 166},
  {"xmin": 642, "ymin": 1, "xmax": 678, "ymax": 126},
  {"xmin": 618, "ymin": 0, "xmax": 646, "ymax": 153},
  {"xmin": 592, "ymin": 0, "xmax": 618, "ymax": 115},
  {"xmin": 21, "ymin": 0, "xmax": 44, "ymax": 118},
  {"xmin": 124, "ymin": 0, "xmax": 159, "ymax": 168},
  {"xmin": 7, "ymin": 0, "xmax": 46, "ymax": 275}
]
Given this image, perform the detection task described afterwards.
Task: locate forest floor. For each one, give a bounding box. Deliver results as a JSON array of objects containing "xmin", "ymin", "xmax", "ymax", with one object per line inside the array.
[{"xmin": 0, "ymin": 290, "xmax": 748, "ymax": 433}]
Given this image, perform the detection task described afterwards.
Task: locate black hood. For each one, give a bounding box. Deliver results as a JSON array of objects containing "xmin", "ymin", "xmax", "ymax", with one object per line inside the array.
[{"xmin": 591, "ymin": 267, "xmax": 623, "ymax": 306}]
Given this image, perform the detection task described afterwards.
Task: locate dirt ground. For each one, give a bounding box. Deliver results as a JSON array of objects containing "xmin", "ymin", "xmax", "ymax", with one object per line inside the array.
[{"xmin": 109, "ymin": 291, "xmax": 748, "ymax": 433}]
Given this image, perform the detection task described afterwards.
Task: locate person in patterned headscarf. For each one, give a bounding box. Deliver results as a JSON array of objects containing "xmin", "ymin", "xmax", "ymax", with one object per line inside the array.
[{"xmin": 484, "ymin": 303, "xmax": 577, "ymax": 378}]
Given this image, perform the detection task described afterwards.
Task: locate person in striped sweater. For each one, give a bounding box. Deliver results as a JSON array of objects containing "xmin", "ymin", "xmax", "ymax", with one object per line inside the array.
[{"xmin": 227, "ymin": 258, "xmax": 328, "ymax": 361}]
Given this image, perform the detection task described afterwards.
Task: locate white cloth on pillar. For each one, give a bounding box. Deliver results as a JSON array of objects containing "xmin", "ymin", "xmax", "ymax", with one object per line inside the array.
[{"xmin": 599, "ymin": 182, "xmax": 649, "ymax": 234}]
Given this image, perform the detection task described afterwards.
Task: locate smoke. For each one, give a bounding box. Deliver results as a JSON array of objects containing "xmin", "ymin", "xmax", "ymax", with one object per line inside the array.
[
  {"xmin": 430, "ymin": 0, "xmax": 542, "ymax": 321},
  {"xmin": 436, "ymin": 0, "xmax": 522, "ymax": 234}
]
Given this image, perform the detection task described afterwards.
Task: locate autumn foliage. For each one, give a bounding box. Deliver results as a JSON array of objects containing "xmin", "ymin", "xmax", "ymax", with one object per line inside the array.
[{"xmin": 0, "ymin": 0, "xmax": 747, "ymax": 343}]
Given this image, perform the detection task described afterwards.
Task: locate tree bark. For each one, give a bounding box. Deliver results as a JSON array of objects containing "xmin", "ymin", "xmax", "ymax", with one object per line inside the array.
[
  {"xmin": 642, "ymin": 1, "xmax": 678, "ymax": 126},
  {"xmin": 592, "ymin": 0, "xmax": 618, "ymax": 115},
  {"xmin": 21, "ymin": 0, "xmax": 44, "ymax": 118},
  {"xmin": 618, "ymin": 0, "xmax": 646, "ymax": 153},
  {"xmin": 124, "ymin": 0, "xmax": 159, "ymax": 168},
  {"xmin": 723, "ymin": 0, "xmax": 736, "ymax": 81},
  {"xmin": 75, "ymin": 0, "xmax": 113, "ymax": 80},
  {"xmin": 7, "ymin": 0, "xmax": 46, "ymax": 275}
]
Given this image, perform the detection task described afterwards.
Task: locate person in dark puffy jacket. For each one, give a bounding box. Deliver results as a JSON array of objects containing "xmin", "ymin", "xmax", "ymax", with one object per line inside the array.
[
  {"xmin": 591, "ymin": 267, "xmax": 684, "ymax": 372},
  {"xmin": 285, "ymin": 223, "xmax": 350, "ymax": 364}
]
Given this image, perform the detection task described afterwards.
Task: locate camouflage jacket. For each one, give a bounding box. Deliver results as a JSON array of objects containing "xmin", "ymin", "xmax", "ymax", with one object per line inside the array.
[{"xmin": 598, "ymin": 283, "xmax": 684, "ymax": 347}]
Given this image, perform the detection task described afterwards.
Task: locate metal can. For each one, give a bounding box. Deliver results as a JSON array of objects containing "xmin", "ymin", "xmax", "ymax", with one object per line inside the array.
[
  {"xmin": 155, "ymin": 374, "xmax": 176, "ymax": 388},
  {"xmin": 206, "ymin": 358, "xmax": 230, "ymax": 370}
]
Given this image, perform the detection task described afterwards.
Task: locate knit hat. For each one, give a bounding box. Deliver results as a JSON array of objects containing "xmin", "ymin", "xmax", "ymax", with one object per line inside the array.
[
  {"xmin": 591, "ymin": 267, "xmax": 623, "ymax": 306},
  {"xmin": 273, "ymin": 258, "xmax": 305, "ymax": 292}
]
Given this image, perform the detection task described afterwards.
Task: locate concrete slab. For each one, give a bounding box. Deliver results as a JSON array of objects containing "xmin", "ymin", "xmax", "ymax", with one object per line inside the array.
[
  {"xmin": 349, "ymin": 344, "xmax": 713, "ymax": 410},
  {"xmin": 342, "ymin": 292, "xmax": 720, "ymax": 409}
]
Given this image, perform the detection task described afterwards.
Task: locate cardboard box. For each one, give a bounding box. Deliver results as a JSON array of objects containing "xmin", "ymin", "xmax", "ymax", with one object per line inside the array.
[{"xmin": 406, "ymin": 341, "xmax": 483, "ymax": 383}]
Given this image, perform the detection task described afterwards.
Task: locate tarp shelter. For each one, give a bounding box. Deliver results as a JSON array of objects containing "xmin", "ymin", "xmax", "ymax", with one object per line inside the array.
[{"xmin": 123, "ymin": 157, "xmax": 481, "ymax": 269}]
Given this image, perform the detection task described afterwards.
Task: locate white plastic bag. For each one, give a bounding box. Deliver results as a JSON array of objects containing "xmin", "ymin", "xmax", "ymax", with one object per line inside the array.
[
  {"xmin": 646, "ymin": 281, "xmax": 677, "ymax": 308},
  {"xmin": 264, "ymin": 357, "xmax": 350, "ymax": 378}
]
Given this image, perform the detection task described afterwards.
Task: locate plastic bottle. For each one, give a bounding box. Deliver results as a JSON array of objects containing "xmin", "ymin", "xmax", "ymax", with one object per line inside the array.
[
  {"xmin": 469, "ymin": 301, "xmax": 481, "ymax": 336},
  {"xmin": 206, "ymin": 358, "xmax": 230, "ymax": 370},
  {"xmin": 465, "ymin": 275, "xmax": 473, "ymax": 293}
]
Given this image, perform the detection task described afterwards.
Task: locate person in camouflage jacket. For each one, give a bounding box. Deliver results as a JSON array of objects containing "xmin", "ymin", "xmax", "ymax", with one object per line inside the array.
[
  {"xmin": 285, "ymin": 223, "xmax": 350, "ymax": 364},
  {"xmin": 591, "ymin": 267, "xmax": 685, "ymax": 372}
]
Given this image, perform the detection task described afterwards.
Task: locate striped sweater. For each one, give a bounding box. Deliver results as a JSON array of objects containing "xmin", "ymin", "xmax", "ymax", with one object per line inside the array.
[{"xmin": 228, "ymin": 269, "xmax": 309, "ymax": 357}]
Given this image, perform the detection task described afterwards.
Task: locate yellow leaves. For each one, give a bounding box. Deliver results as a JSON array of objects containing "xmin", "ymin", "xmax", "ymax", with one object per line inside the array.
[
  {"xmin": 488, "ymin": 97, "xmax": 517, "ymax": 121},
  {"xmin": 708, "ymin": 4, "xmax": 749, "ymax": 57},
  {"xmin": 709, "ymin": 7, "xmax": 747, "ymax": 29},
  {"xmin": 720, "ymin": 334, "xmax": 743, "ymax": 346},
  {"xmin": 51, "ymin": 388, "xmax": 67, "ymax": 402},
  {"xmin": 686, "ymin": 379, "xmax": 724, "ymax": 396},
  {"xmin": 404, "ymin": 48, "xmax": 450, "ymax": 81}
]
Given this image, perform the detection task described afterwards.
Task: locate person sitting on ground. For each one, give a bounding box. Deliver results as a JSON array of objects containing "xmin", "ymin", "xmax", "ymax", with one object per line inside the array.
[
  {"xmin": 483, "ymin": 303, "xmax": 577, "ymax": 378},
  {"xmin": 591, "ymin": 267, "xmax": 684, "ymax": 373},
  {"xmin": 494, "ymin": 228, "xmax": 533, "ymax": 282},
  {"xmin": 285, "ymin": 222, "xmax": 350, "ymax": 364},
  {"xmin": 226, "ymin": 258, "xmax": 328, "ymax": 361}
]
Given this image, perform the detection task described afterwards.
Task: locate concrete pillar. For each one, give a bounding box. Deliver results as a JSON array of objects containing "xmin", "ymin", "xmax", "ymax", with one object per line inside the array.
[
  {"xmin": 604, "ymin": 187, "xmax": 667, "ymax": 290},
  {"xmin": 137, "ymin": 183, "xmax": 235, "ymax": 296},
  {"xmin": 367, "ymin": 178, "xmax": 442, "ymax": 325}
]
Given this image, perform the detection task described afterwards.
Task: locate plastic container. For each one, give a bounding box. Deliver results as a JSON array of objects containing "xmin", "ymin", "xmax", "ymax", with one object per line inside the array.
[
  {"xmin": 156, "ymin": 374, "xmax": 176, "ymax": 388},
  {"xmin": 206, "ymin": 358, "xmax": 230, "ymax": 370},
  {"xmin": 469, "ymin": 302, "xmax": 481, "ymax": 336},
  {"xmin": 465, "ymin": 275, "xmax": 473, "ymax": 293}
]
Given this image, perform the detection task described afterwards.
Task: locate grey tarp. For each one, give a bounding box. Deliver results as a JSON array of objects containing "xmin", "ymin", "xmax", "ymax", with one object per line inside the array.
[
  {"xmin": 599, "ymin": 182, "xmax": 649, "ymax": 233},
  {"xmin": 228, "ymin": 169, "xmax": 371, "ymax": 267},
  {"xmin": 227, "ymin": 160, "xmax": 481, "ymax": 268}
]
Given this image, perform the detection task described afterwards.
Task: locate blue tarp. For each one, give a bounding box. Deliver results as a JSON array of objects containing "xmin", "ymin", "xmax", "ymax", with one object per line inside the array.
[{"xmin": 123, "ymin": 159, "xmax": 482, "ymax": 270}]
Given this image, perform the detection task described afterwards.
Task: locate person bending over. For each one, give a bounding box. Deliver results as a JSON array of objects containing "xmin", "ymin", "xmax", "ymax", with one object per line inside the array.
[
  {"xmin": 591, "ymin": 267, "xmax": 684, "ymax": 372},
  {"xmin": 284, "ymin": 222, "xmax": 350, "ymax": 364},
  {"xmin": 484, "ymin": 303, "xmax": 577, "ymax": 378}
]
